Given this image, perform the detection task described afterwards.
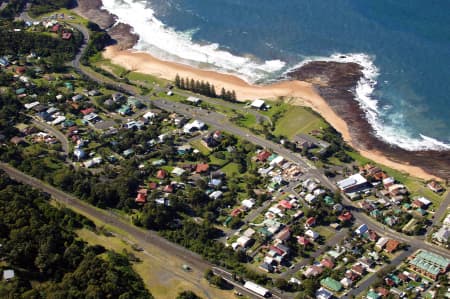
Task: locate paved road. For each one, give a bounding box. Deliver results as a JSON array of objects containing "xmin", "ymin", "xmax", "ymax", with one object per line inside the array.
[
  {"xmin": 31, "ymin": 119, "xmax": 70, "ymax": 156},
  {"xmin": 431, "ymin": 191, "xmax": 450, "ymax": 227},
  {"xmin": 26, "ymin": 16, "xmax": 449, "ymax": 295},
  {"xmin": 342, "ymin": 247, "xmax": 414, "ymax": 299}
]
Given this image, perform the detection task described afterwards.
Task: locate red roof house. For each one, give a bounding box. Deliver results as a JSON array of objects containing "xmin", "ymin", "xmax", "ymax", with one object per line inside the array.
[
  {"xmin": 61, "ymin": 31, "xmax": 72, "ymax": 40},
  {"xmin": 156, "ymin": 169, "xmax": 167, "ymax": 179},
  {"xmin": 135, "ymin": 189, "xmax": 148, "ymax": 204},
  {"xmin": 148, "ymin": 182, "xmax": 158, "ymax": 190},
  {"xmin": 384, "ymin": 239, "xmax": 400, "ymax": 253},
  {"xmin": 51, "ymin": 24, "xmax": 61, "ymax": 33},
  {"xmin": 297, "ymin": 236, "xmax": 310, "ymax": 246},
  {"xmin": 81, "ymin": 107, "xmax": 95, "ymax": 115},
  {"xmin": 256, "ymin": 150, "xmax": 271, "ymax": 162},
  {"xmin": 163, "ymin": 184, "xmax": 174, "ymax": 193},
  {"xmin": 321, "ymin": 258, "xmax": 335, "ymax": 269},
  {"xmin": 305, "ymin": 217, "xmax": 316, "ymax": 228},
  {"xmin": 338, "ymin": 211, "xmax": 353, "ymax": 222},
  {"xmin": 279, "ymin": 199, "xmax": 293, "ymax": 209},
  {"xmin": 195, "ymin": 163, "xmax": 209, "ymax": 173},
  {"xmin": 230, "ymin": 208, "xmax": 242, "ymax": 217}
]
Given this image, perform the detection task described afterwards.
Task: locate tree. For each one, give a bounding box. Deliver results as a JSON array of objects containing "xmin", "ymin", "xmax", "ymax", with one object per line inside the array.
[
  {"xmin": 177, "ymin": 291, "xmax": 202, "ymax": 299},
  {"xmin": 175, "ymin": 74, "xmax": 181, "ymax": 87}
]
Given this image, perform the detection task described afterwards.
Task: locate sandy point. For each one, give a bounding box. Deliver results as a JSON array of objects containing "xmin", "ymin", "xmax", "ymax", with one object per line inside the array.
[{"xmin": 102, "ymin": 45, "xmax": 440, "ymax": 181}]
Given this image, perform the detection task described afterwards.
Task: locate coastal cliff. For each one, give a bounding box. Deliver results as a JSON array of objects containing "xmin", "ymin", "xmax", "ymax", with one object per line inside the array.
[{"xmin": 288, "ymin": 62, "xmax": 450, "ymax": 180}]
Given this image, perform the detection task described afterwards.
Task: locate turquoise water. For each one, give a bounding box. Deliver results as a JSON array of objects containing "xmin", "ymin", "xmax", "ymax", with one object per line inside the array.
[{"xmin": 102, "ymin": 0, "xmax": 450, "ymax": 150}]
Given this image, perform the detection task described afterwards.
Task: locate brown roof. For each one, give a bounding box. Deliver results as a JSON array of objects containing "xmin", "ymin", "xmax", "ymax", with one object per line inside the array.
[
  {"xmin": 351, "ymin": 264, "xmax": 365, "ymax": 276},
  {"xmin": 195, "ymin": 163, "xmax": 209, "ymax": 173},
  {"xmin": 156, "ymin": 169, "xmax": 167, "ymax": 179},
  {"xmin": 385, "ymin": 239, "xmax": 400, "ymax": 253},
  {"xmin": 257, "ymin": 150, "xmax": 271, "ymax": 162}
]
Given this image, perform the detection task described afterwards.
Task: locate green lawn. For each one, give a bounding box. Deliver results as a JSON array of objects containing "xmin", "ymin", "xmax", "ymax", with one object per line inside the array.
[
  {"xmin": 221, "ymin": 162, "xmax": 240, "ymax": 177},
  {"xmin": 272, "ymin": 106, "xmax": 328, "ymax": 139},
  {"xmin": 190, "ymin": 139, "xmax": 211, "ymax": 155}
]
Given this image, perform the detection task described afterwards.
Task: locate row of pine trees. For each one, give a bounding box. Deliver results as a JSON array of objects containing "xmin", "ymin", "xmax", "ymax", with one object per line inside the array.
[{"xmin": 174, "ymin": 74, "xmax": 237, "ymax": 102}]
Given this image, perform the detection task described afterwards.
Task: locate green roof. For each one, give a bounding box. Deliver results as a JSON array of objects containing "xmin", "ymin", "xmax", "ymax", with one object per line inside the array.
[
  {"xmin": 366, "ymin": 291, "xmax": 380, "ymax": 299},
  {"xmin": 320, "ymin": 277, "xmax": 342, "ymax": 292},
  {"xmin": 15, "ymin": 88, "xmax": 26, "ymax": 94},
  {"xmin": 323, "ymin": 196, "xmax": 334, "ymax": 205},
  {"xmin": 409, "ymin": 250, "xmax": 450, "ymax": 275}
]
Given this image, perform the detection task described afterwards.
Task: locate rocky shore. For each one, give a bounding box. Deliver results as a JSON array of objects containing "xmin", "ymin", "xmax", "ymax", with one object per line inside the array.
[
  {"xmin": 288, "ymin": 62, "xmax": 450, "ymax": 180},
  {"xmin": 74, "ymin": 0, "xmax": 138, "ymax": 49}
]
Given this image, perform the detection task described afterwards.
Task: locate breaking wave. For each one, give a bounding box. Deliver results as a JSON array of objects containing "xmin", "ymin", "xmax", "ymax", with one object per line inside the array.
[
  {"xmin": 285, "ymin": 53, "xmax": 450, "ymax": 151},
  {"xmin": 101, "ymin": 0, "xmax": 286, "ymax": 83}
]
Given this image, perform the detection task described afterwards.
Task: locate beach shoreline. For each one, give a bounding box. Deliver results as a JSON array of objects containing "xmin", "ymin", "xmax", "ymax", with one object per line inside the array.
[
  {"xmin": 102, "ymin": 46, "xmax": 443, "ymax": 181},
  {"xmin": 74, "ymin": 0, "xmax": 448, "ymax": 181}
]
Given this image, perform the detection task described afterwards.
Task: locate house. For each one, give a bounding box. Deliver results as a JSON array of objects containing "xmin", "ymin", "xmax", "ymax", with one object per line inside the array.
[
  {"xmin": 127, "ymin": 97, "xmax": 143, "ymax": 109},
  {"xmin": 209, "ymin": 190, "xmax": 223, "ymax": 200},
  {"xmin": 366, "ymin": 291, "xmax": 381, "ymax": 299},
  {"xmin": 304, "ymin": 265, "xmax": 323, "ymax": 278},
  {"xmin": 375, "ymin": 237, "xmax": 389, "ymax": 251},
  {"xmin": 351, "ymin": 264, "xmax": 366, "ymax": 276},
  {"xmin": 256, "ymin": 150, "xmax": 271, "ymax": 162},
  {"xmin": 338, "ymin": 211, "xmax": 353, "ymax": 222},
  {"xmin": 183, "ymin": 120, "xmax": 206, "ymax": 133},
  {"xmin": 195, "ymin": 163, "xmax": 209, "ymax": 174},
  {"xmin": 61, "ymin": 31, "xmax": 72, "ymax": 40},
  {"xmin": 297, "ymin": 236, "xmax": 310, "ymax": 246},
  {"xmin": 408, "ymin": 250, "xmax": 450, "ymax": 280},
  {"xmin": 278, "ymin": 199, "xmax": 293, "ymax": 209},
  {"xmin": 355, "ymin": 224, "xmax": 368, "ymax": 235},
  {"xmin": 383, "ymin": 177, "xmax": 395, "ymax": 188},
  {"xmin": 259, "ymin": 262, "xmax": 273, "ymax": 273},
  {"xmin": 305, "ymin": 217, "xmax": 316, "ymax": 228},
  {"xmin": 122, "ymin": 148, "xmax": 134, "ymax": 157},
  {"xmin": 143, "ymin": 111, "xmax": 157, "ymax": 120},
  {"xmin": 427, "ymin": 180, "xmax": 443, "ymax": 193},
  {"xmin": 316, "ymin": 287, "xmax": 333, "ymax": 299},
  {"xmin": 433, "ymin": 226, "xmax": 450, "ymax": 244},
  {"xmin": 305, "ymin": 229, "xmax": 319, "ymax": 240},
  {"xmin": 321, "ymin": 258, "xmax": 335, "ymax": 269},
  {"xmin": 340, "ymin": 277, "xmax": 353, "ymax": 288},
  {"xmin": 320, "ymin": 277, "xmax": 342, "ymax": 293},
  {"xmin": 186, "ymin": 96, "xmax": 201, "ymax": 105},
  {"xmin": 337, "ymin": 173, "xmax": 371, "ymax": 193},
  {"xmin": 72, "ymin": 94, "xmax": 84, "ymax": 102},
  {"xmin": 243, "ymin": 228, "xmax": 256, "ymax": 238},
  {"xmin": 236, "ymin": 236, "xmax": 252, "ymax": 248},
  {"xmin": 250, "ymin": 99, "xmax": 266, "ymax": 110},
  {"xmin": 171, "ymin": 167, "xmax": 185, "ymax": 176},
  {"xmin": 135, "ymin": 189, "xmax": 148, "ymax": 204},
  {"xmin": 385, "ymin": 239, "xmax": 400, "ymax": 253},
  {"xmin": 274, "ymin": 227, "xmax": 291, "ymax": 243},
  {"xmin": 242, "ymin": 198, "xmax": 255, "ymax": 210},
  {"xmin": 3, "ymin": 270, "xmax": 15, "ymax": 281},
  {"xmin": 156, "ymin": 169, "xmax": 168, "ymax": 179}
]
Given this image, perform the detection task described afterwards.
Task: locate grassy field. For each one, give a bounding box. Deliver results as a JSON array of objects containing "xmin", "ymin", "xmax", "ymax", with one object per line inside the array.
[
  {"xmin": 32, "ymin": 8, "xmax": 89, "ymax": 26},
  {"xmin": 272, "ymin": 105, "xmax": 328, "ymax": 139},
  {"xmin": 221, "ymin": 162, "xmax": 240, "ymax": 177},
  {"xmin": 76, "ymin": 229, "xmax": 236, "ymax": 299},
  {"xmin": 190, "ymin": 139, "xmax": 212, "ymax": 155}
]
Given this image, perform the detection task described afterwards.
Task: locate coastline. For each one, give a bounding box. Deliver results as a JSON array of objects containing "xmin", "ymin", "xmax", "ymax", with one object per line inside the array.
[
  {"xmin": 74, "ymin": 0, "xmax": 447, "ymax": 181},
  {"xmin": 102, "ymin": 46, "xmax": 442, "ymax": 181}
]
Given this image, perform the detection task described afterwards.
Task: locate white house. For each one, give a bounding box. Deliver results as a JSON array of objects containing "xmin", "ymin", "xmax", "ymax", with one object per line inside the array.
[
  {"xmin": 250, "ymin": 99, "xmax": 266, "ymax": 110},
  {"xmin": 143, "ymin": 111, "xmax": 157, "ymax": 120},
  {"xmin": 209, "ymin": 190, "xmax": 223, "ymax": 200},
  {"xmin": 305, "ymin": 229, "xmax": 319, "ymax": 240},
  {"xmin": 183, "ymin": 120, "xmax": 206, "ymax": 133},
  {"xmin": 186, "ymin": 96, "xmax": 201, "ymax": 104}
]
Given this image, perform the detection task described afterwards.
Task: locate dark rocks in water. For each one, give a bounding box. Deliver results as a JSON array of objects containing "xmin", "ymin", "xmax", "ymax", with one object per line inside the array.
[
  {"xmin": 288, "ymin": 61, "xmax": 450, "ymax": 180},
  {"xmin": 75, "ymin": 0, "xmax": 138, "ymax": 50}
]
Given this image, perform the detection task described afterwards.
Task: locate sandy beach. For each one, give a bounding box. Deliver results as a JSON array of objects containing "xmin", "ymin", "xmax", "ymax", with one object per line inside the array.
[{"xmin": 103, "ymin": 46, "xmax": 440, "ymax": 181}]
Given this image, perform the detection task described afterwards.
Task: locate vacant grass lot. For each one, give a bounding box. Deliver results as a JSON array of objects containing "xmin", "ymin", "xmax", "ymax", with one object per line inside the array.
[{"xmin": 272, "ymin": 106, "xmax": 328, "ymax": 139}]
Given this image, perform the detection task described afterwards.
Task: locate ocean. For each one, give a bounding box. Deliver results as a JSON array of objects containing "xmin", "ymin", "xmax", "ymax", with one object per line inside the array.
[{"xmin": 102, "ymin": 0, "xmax": 450, "ymax": 151}]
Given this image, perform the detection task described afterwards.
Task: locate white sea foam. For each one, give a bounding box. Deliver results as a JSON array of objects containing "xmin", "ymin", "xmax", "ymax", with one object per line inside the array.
[
  {"xmin": 102, "ymin": 0, "xmax": 450, "ymax": 151},
  {"xmin": 101, "ymin": 0, "xmax": 286, "ymax": 83},
  {"xmin": 285, "ymin": 53, "xmax": 450, "ymax": 151}
]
